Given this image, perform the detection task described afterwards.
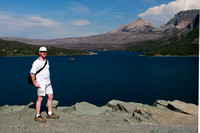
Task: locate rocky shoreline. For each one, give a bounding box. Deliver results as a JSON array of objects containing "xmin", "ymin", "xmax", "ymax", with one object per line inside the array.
[{"xmin": 0, "ymin": 99, "xmax": 198, "ymax": 133}]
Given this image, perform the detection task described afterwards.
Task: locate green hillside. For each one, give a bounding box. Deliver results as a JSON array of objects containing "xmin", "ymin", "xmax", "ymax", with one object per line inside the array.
[
  {"xmin": 0, "ymin": 39, "xmax": 89, "ymax": 57},
  {"xmin": 125, "ymin": 26, "xmax": 199, "ymax": 56}
]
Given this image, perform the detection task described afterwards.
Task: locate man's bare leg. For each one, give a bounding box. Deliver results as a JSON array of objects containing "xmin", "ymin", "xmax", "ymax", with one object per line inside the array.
[
  {"xmin": 35, "ymin": 96, "xmax": 46, "ymax": 123},
  {"xmin": 46, "ymin": 94, "xmax": 59, "ymax": 119},
  {"xmin": 47, "ymin": 94, "xmax": 53, "ymax": 114},
  {"xmin": 36, "ymin": 96, "xmax": 43, "ymax": 115}
]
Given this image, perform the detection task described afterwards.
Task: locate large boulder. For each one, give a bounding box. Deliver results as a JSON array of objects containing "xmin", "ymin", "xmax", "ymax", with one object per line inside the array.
[
  {"xmin": 74, "ymin": 102, "xmax": 111, "ymax": 115},
  {"xmin": 46, "ymin": 100, "xmax": 59, "ymax": 108},
  {"xmin": 52, "ymin": 100, "xmax": 59, "ymax": 108},
  {"xmin": 153, "ymin": 100, "xmax": 198, "ymax": 117},
  {"xmin": 169, "ymin": 100, "xmax": 198, "ymax": 117},
  {"xmin": 106, "ymin": 99, "xmax": 198, "ymax": 126},
  {"xmin": 142, "ymin": 105, "xmax": 197, "ymax": 126},
  {"xmin": 107, "ymin": 99, "xmax": 150, "ymax": 113},
  {"xmin": 57, "ymin": 102, "xmax": 112, "ymax": 115}
]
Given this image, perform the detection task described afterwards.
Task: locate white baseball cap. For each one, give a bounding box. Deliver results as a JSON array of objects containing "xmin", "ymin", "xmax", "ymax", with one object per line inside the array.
[{"xmin": 39, "ymin": 47, "xmax": 47, "ymax": 52}]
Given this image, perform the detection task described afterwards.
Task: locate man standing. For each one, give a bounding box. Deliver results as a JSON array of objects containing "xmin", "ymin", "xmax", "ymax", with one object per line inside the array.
[{"xmin": 30, "ymin": 47, "xmax": 59, "ymax": 123}]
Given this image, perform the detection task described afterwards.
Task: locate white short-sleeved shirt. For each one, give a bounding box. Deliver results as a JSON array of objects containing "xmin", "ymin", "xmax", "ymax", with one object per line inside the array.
[{"xmin": 30, "ymin": 58, "xmax": 51, "ymax": 85}]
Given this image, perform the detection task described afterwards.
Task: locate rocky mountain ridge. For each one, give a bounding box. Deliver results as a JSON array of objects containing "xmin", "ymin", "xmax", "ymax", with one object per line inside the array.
[
  {"xmin": 0, "ymin": 9, "xmax": 199, "ymax": 50},
  {"xmin": 158, "ymin": 9, "xmax": 199, "ymax": 32},
  {"xmin": 109, "ymin": 18, "xmax": 156, "ymax": 33}
]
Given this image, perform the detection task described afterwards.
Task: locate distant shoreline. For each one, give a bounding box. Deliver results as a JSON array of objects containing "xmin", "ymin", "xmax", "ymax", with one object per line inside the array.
[
  {"xmin": 1, "ymin": 50, "xmax": 198, "ymax": 58},
  {"xmin": 0, "ymin": 51, "xmax": 97, "ymax": 58},
  {"xmin": 146, "ymin": 55, "xmax": 199, "ymax": 57},
  {"xmin": 133, "ymin": 52, "xmax": 199, "ymax": 57}
]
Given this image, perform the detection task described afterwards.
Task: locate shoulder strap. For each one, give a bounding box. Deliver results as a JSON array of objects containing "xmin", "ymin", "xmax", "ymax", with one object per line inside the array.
[{"xmin": 35, "ymin": 59, "xmax": 48, "ymax": 75}]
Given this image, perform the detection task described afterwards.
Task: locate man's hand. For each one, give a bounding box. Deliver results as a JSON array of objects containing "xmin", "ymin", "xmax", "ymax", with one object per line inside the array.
[
  {"xmin": 30, "ymin": 74, "xmax": 41, "ymax": 88},
  {"xmin": 34, "ymin": 83, "xmax": 41, "ymax": 88}
]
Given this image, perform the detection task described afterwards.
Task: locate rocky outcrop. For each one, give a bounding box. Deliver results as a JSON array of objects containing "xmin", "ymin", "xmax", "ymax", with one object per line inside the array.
[
  {"xmin": 74, "ymin": 102, "xmax": 111, "ymax": 115},
  {"xmin": 153, "ymin": 100, "xmax": 198, "ymax": 117},
  {"xmin": 158, "ymin": 9, "xmax": 199, "ymax": 32},
  {"xmin": 106, "ymin": 100, "xmax": 198, "ymax": 126},
  {"xmin": 52, "ymin": 99, "xmax": 198, "ymax": 127},
  {"xmin": 46, "ymin": 100, "xmax": 59, "ymax": 108},
  {"xmin": 167, "ymin": 10, "xmax": 199, "ymax": 29},
  {"xmin": 0, "ymin": 99, "xmax": 198, "ymax": 132}
]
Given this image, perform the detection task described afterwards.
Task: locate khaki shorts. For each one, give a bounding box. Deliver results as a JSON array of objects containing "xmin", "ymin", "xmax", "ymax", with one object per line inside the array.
[{"xmin": 37, "ymin": 83, "xmax": 53, "ymax": 96}]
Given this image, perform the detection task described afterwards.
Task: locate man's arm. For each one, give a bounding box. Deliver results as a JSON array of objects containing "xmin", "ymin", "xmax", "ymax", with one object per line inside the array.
[{"xmin": 30, "ymin": 74, "xmax": 40, "ymax": 88}]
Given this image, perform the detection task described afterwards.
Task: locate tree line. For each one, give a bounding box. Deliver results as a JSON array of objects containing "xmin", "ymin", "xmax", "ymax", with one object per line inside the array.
[
  {"xmin": 125, "ymin": 26, "xmax": 199, "ymax": 56},
  {"xmin": 0, "ymin": 39, "xmax": 89, "ymax": 57}
]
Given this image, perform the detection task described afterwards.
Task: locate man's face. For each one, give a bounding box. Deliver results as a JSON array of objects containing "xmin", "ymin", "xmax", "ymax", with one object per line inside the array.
[{"xmin": 39, "ymin": 51, "xmax": 47, "ymax": 58}]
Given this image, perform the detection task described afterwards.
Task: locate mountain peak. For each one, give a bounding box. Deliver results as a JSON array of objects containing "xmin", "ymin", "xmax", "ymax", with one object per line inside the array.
[
  {"xmin": 167, "ymin": 9, "xmax": 199, "ymax": 28},
  {"xmin": 110, "ymin": 18, "xmax": 156, "ymax": 34},
  {"xmin": 158, "ymin": 9, "xmax": 199, "ymax": 31}
]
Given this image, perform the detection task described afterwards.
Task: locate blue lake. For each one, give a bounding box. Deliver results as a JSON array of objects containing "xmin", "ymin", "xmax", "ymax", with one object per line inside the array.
[{"xmin": 0, "ymin": 51, "xmax": 198, "ymax": 106}]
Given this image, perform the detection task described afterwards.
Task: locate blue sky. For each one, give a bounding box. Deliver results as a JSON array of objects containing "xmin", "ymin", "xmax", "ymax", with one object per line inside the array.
[{"xmin": 0, "ymin": 0, "xmax": 199, "ymax": 39}]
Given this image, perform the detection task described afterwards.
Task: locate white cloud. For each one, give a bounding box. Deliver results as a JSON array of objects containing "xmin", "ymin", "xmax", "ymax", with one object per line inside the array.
[
  {"xmin": 71, "ymin": 19, "xmax": 91, "ymax": 26},
  {"xmin": 0, "ymin": 12, "xmax": 95, "ymax": 39},
  {"xmin": 0, "ymin": 12, "xmax": 60, "ymax": 28},
  {"xmin": 138, "ymin": 0, "xmax": 200, "ymax": 27},
  {"xmin": 27, "ymin": 16, "xmax": 60, "ymax": 28},
  {"xmin": 66, "ymin": 2, "xmax": 91, "ymax": 15},
  {"xmin": 0, "ymin": 12, "xmax": 64, "ymax": 38}
]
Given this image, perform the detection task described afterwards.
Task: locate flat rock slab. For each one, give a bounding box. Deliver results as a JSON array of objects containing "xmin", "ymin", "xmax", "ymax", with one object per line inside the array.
[
  {"xmin": 106, "ymin": 99, "xmax": 198, "ymax": 126},
  {"xmin": 169, "ymin": 100, "xmax": 198, "ymax": 117},
  {"xmin": 154, "ymin": 100, "xmax": 198, "ymax": 117},
  {"xmin": 74, "ymin": 102, "xmax": 111, "ymax": 115}
]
